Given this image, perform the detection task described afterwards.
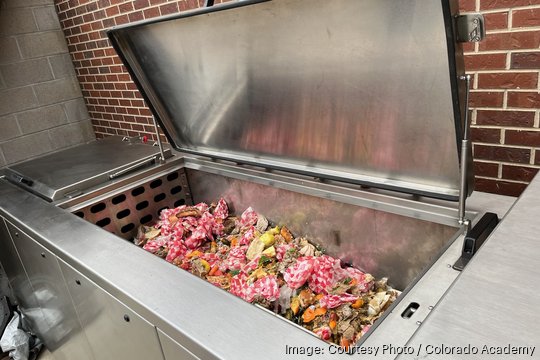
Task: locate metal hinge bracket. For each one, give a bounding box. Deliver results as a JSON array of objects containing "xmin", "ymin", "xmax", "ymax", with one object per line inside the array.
[{"xmin": 456, "ymin": 14, "xmax": 485, "ymax": 42}]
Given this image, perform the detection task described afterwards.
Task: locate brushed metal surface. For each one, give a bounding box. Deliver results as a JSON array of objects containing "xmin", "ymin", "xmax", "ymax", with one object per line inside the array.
[
  {"xmin": 59, "ymin": 260, "xmax": 165, "ymax": 360},
  {"xmin": 108, "ymin": 0, "xmax": 464, "ymax": 199},
  {"xmin": 5, "ymin": 136, "xmax": 171, "ymax": 202},
  {"xmin": 187, "ymin": 168, "xmax": 458, "ymax": 290},
  {"xmin": 157, "ymin": 329, "xmax": 199, "ymax": 360},
  {"xmin": 399, "ymin": 175, "xmax": 540, "ymax": 360},
  {"xmin": 4, "ymin": 222, "xmax": 94, "ymax": 360},
  {"xmin": 0, "ymin": 217, "xmax": 44, "ymax": 334}
]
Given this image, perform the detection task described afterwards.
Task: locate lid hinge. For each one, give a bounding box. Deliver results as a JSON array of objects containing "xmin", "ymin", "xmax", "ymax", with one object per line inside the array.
[
  {"xmin": 456, "ymin": 14, "xmax": 485, "ymax": 42},
  {"xmin": 458, "ymin": 74, "xmax": 472, "ymax": 231},
  {"xmin": 152, "ymin": 116, "xmax": 167, "ymax": 164}
]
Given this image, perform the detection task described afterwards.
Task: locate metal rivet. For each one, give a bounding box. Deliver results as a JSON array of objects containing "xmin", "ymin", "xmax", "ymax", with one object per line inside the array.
[
  {"xmin": 447, "ymin": 264, "xmax": 452, "ymax": 268},
  {"xmin": 40, "ymin": 253, "xmax": 46, "ymax": 258},
  {"xmin": 416, "ymin": 321, "xmax": 422, "ymax": 325},
  {"xmin": 123, "ymin": 315, "xmax": 130, "ymax": 322},
  {"xmin": 428, "ymin": 306, "xmax": 434, "ymax": 310},
  {"xmin": 75, "ymin": 280, "xmax": 81, "ymax": 285},
  {"xmin": 14, "ymin": 232, "xmax": 19, "ymax": 237}
]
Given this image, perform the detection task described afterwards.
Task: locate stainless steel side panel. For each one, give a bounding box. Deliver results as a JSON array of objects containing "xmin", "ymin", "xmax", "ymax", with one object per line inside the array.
[
  {"xmin": 0, "ymin": 218, "xmax": 44, "ymax": 332},
  {"xmin": 4, "ymin": 222, "xmax": 94, "ymax": 360},
  {"xmin": 108, "ymin": 0, "xmax": 464, "ymax": 199},
  {"xmin": 58, "ymin": 260, "xmax": 165, "ymax": 360},
  {"xmin": 158, "ymin": 329, "xmax": 199, "ymax": 360}
]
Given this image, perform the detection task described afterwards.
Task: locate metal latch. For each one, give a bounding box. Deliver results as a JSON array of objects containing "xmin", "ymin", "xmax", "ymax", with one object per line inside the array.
[
  {"xmin": 453, "ymin": 212, "xmax": 499, "ymax": 271},
  {"xmin": 456, "ymin": 14, "xmax": 485, "ymax": 42}
]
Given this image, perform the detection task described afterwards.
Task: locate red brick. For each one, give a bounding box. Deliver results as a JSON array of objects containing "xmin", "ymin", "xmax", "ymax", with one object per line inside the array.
[
  {"xmin": 479, "ymin": 31, "xmax": 540, "ymax": 51},
  {"xmin": 484, "ymin": 11, "xmax": 508, "ymax": 30},
  {"xmin": 502, "ymin": 165, "xmax": 539, "ymax": 182},
  {"xmin": 511, "ymin": 52, "xmax": 540, "ymax": 69},
  {"xmin": 471, "ymin": 127, "xmax": 501, "ymax": 143},
  {"xmin": 507, "ymin": 91, "xmax": 540, "ymax": 108},
  {"xmin": 97, "ymin": 0, "xmax": 110, "ymax": 7},
  {"xmin": 143, "ymin": 7, "xmax": 160, "ymax": 18},
  {"xmin": 159, "ymin": 2, "xmax": 178, "ymax": 15},
  {"xmin": 474, "ymin": 144, "xmax": 530, "ymax": 163},
  {"xmin": 474, "ymin": 161, "xmax": 499, "ymax": 178},
  {"xmin": 481, "ymin": 0, "xmax": 540, "ymax": 10},
  {"xmin": 477, "ymin": 72, "xmax": 538, "ymax": 89},
  {"xmin": 128, "ymin": 11, "xmax": 144, "ymax": 22},
  {"xmin": 536, "ymin": 150, "xmax": 540, "ymax": 165},
  {"xmin": 134, "ymin": 0, "xmax": 150, "ymax": 10},
  {"xmin": 118, "ymin": 2, "xmax": 134, "ymax": 12},
  {"xmin": 505, "ymin": 129, "xmax": 540, "ymax": 146},
  {"xmin": 512, "ymin": 8, "xmax": 540, "ymax": 27},
  {"xmin": 465, "ymin": 53, "xmax": 507, "ymax": 71},
  {"xmin": 462, "ymin": 42, "xmax": 475, "ymax": 53},
  {"xmin": 459, "ymin": 0, "xmax": 476, "ymax": 11},
  {"xmin": 105, "ymin": 6, "xmax": 119, "ymax": 16},
  {"xmin": 470, "ymin": 91, "xmax": 504, "ymax": 107},
  {"xmin": 114, "ymin": 14, "xmax": 129, "ymax": 25},
  {"xmin": 179, "ymin": 0, "xmax": 200, "ymax": 11},
  {"xmin": 474, "ymin": 178, "xmax": 527, "ymax": 197},
  {"xmin": 150, "ymin": 0, "xmax": 166, "ymax": 4},
  {"xmin": 476, "ymin": 110, "xmax": 535, "ymax": 127}
]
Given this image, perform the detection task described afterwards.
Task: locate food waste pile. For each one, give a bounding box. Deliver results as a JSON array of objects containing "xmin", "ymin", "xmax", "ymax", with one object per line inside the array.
[{"xmin": 135, "ymin": 198, "xmax": 399, "ymax": 346}]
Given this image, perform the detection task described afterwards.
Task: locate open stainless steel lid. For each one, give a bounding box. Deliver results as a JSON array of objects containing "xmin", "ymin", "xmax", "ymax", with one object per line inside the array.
[{"xmin": 108, "ymin": 0, "xmax": 470, "ymax": 200}]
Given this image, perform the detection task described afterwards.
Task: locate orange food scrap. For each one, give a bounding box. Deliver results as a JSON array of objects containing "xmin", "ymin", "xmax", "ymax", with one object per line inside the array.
[
  {"xmin": 351, "ymin": 299, "xmax": 364, "ymax": 309},
  {"xmin": 280, "ymin": 226, "xmax": 293, "ymax": 242},
  {"xmin": 302, "ymin": 307, "xmax": 327, "ymax": 323}
]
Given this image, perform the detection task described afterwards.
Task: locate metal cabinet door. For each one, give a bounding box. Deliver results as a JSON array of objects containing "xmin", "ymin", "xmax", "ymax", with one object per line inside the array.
[
  {"xmin": 4, "ymin": 221, "xmax": 94, "ymax": 360},
  {"xmin": 157, "ymin": 329, "xmax": 200, "ymax": 360},
  {"xmin": 0, "ymin": 218, "xmax": 43, "ymax": 332},
  {"xmin": 59, "ymin": 260, "xmax": 165, "ymax": 360}
]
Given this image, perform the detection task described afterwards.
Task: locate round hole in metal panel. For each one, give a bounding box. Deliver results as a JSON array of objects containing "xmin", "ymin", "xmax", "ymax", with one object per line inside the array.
[
  {"xmin": 174, "ymin": 199, "xmax": 186, "ymax": 207},
  {"xmin": 112, "ymin": 194, "xmax": 127, "ymax": 205},
  {"xmin": 74, "ymin": 211, "xmax": 85, "ymax": 218},
  {"xmin": 158, "ymin": 206, "xmax": 169, "ymax": 213},
  {"xmin": 136, "ymin": 200, "xmax": 149, "ymax": 210},
  {"xmin": 90, "ymin": 202, "xmax": 106, "ymax": 213},
  {"xmin": 140, "ymin": 214, "xmax": 153, "ymax": 224},
  {"xmin": 96, "ymin": 218, "xmax": 111, "ymax": 227},
  {"xmin": 131, "ymin": 186, "xmax": 145, "ymax": 197},
  {"xmin": 154, "ymin": 193, "xmax": 166, "ymax": 202},
  {"xmin": 167, "ymin": 172, "xmax": 179, "ymax": 181},
  {"xmin": 170, "ymin": 186, "xmax": 182, "ymax": 195},
  {"xmin": 121, "ymin": 223, "xmax": 135, "ymax": 233},
  {"xmin": 150, "ymin": 179, "xmax": 163, "ymax": 189},
  {"xmin": 116, "ymin": 209, "xmax": 131, "ymax": 219}
]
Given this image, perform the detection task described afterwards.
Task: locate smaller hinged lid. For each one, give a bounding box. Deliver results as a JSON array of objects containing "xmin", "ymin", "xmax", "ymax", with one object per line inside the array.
[
  {"xmin": 108, "ymin": 0, "xmax": 470, "ymax": 200},
  {"xmin": 4, "ymin": 137, "xmax": 171, "ymax": 202}
]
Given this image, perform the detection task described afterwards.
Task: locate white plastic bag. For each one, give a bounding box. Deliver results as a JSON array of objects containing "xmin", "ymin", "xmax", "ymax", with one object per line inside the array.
[{"xmin": 0, "ymin": 312, "xmax": 30, "ymax": 360}]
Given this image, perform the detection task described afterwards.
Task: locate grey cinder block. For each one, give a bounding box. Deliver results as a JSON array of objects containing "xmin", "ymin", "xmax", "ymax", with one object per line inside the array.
[
  {"xmin": 0, "ymin": 37, "xmax": 22, "ymax": 63},
  {"xmin": 63, "ymin": 98, "xmax": 90, "ymax": 123},
  {"xmin": 33, "ymin": 6, "xmax": 60, "ymax": 31},
  {"xmin": 2, "ymin": 0, "xmax": 54, "ymax": 9},
  {"xmin": 34, "ymin": 76, "xmax": 82, "ymax": 106},
  {"xmin": 17, "ymin": 104, "xmax": 67, "ymax": 134},
  {"xmin": 17, "ymin": 31, "xmax": 67, "ymax": 59},
  {"xmin": 0, "ymin": 114, "xmax": 22, "ymax": 142},
  {"xmin": 48, "ymin": 120, "xmax": 95, "ymax": 150},
  {"xmin": 0, "ymin": 86, "xmax": 39, "ymax": 116},
  {"xmin": 0, "ymin": 7, "xmax": 38, "ymax": 36},
  {"xmin": 0, "ymin": 58, "xmax": 54, "ymax": 87},
  {"xmin": 48, "ymin": 53, "xmax": 76, "ymax": 79},
  {"xmin": 1, "ymin": 131, "xmax": 53, "ymax": 164}
]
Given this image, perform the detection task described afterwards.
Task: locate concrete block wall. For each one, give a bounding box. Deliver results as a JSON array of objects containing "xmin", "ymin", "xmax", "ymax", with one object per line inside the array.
[{"xmin": 0, "ymin": 0, "xmax": 95, "ymax": 168}]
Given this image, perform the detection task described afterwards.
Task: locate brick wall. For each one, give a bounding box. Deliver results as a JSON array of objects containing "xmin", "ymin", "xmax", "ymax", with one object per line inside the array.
[
  {"xmin": 54, "ymin": 0, "xmax": 540, "ymax": 197},
  {"xmin": 460, "ymin": 0, "xmax": 540, "ymax": 197},
  {"xmin": 0, "ymin": 0, "xmax": 94, "ymax": 168}
]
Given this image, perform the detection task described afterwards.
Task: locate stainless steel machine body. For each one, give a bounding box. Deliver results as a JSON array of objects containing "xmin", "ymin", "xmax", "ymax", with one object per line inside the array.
[{"xmin": 0, "ymin": 0, "xmax": 503, "ymax": 359}]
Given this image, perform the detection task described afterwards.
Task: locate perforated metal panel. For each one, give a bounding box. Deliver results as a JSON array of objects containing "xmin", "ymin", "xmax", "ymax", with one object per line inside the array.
[{"xmin": 73, "ymin": 169, "xmax": 193, "ymax": 240}]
